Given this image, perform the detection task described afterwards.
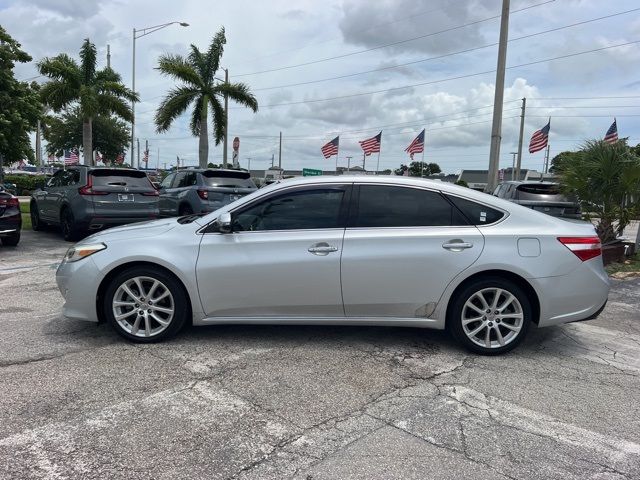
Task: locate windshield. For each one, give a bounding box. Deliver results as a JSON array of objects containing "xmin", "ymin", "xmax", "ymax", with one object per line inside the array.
[{"xmin": 201, "ymin": 170, "xmax": 256, "ymax": 189}]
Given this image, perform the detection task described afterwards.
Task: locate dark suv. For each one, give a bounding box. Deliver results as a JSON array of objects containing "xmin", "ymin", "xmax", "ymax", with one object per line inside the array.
[
  {"xmin": 30, "ymin": 167, "xmax": 159, "ymax": 241},
  {"xmin": 493, "ymin": 181, "xmax": 581, "ymax": 219},
  {"xmin": 159, "ymin": 169, "xmax": 257, "ymax": 217}
]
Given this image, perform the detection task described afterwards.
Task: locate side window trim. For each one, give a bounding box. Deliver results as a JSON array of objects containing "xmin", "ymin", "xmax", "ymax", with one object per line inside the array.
[{"xmin": 444, "ymin": 192, "xmax": 509, "ymax": 226}]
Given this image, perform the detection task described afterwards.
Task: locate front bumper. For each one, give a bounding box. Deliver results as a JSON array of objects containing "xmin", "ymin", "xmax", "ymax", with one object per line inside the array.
[{"xmin": 56, "ymin": 256, "xmax": 103, "ymax": 322}]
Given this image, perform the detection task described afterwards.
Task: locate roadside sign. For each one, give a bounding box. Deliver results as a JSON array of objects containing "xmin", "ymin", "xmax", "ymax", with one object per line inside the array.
[{"xmin": 303, "ymin": 168, "xmax": 322, "ymax": 176}]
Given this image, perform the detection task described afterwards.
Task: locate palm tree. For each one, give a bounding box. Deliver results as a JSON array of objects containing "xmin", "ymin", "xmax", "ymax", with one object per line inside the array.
[
  {"xmin": 154, "ymin": 27, "xmax": 258, "ymax": 168},
  {"xmin": 558, "ymin": 140, "xmax": 640, "ymax": 243},
  {"xmin": 38, "ymin": 39, "xmax": 138, "ymax": 166}
]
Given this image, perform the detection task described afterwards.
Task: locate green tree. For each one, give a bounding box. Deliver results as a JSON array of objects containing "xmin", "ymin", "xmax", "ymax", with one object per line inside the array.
[
  {"xmin": 37, "ymin": 38, "xmax": 138, "ymax": 166},
  {"xmin": 43, "ymin": 107, "xmax": 129, "ymax": 163},
  {"xmin": 0, "ymin": 27, "xmax": 42, "ymax": 165},
  {"xmin": 557, "ymin": 140, "xmax": 640, "ymax": 243},
  {"xmin": 455, "ymin": 179, "xmax": 469, "ymax": 188},
  {"xmin": 154, "ymin": 27, "xmax": 258, "ymax": 169},
  {"xmin": 549, "ymin": 151, "xmax": 580, "ymax": 173},
  {"xmin": 408, "ymin": 161, "xmax": 441, "ymax": 177}
]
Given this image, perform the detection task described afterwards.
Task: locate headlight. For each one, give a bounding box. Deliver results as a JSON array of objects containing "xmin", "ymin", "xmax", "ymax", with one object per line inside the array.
[{"xmin": 63, "ymin": 243, "xmax": 107, "ymax": 263}]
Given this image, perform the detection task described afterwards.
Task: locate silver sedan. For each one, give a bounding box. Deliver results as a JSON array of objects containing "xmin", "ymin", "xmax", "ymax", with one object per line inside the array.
[{"xmin": 56, "ymin": 176, "xmax": 609, "ymax": 354}]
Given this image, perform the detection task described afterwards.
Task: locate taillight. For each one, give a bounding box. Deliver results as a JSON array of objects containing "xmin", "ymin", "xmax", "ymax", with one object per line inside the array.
[
  {"xmin": 142, "ymin": 190, "xmax": 159, "ymax": 196},
  {"xmin": 78, "ymin": 175, "xmax": 108, "ymax": 195},
  {"xmin": 557, "ymin": 237, "xmax": 602, "ymax": 262},
  {"xmin": 197, "ymin": 189, "xmax": 208, "ymax": 200},
  {"xmin": 0, "ymin": 197, "xmax": 19, "ymax": 207}
]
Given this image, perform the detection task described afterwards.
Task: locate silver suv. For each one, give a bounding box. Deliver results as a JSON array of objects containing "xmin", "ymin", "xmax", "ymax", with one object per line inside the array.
[
  {"xmin": 158, "ymin": 169, "xmax": 257, "ymax": 217},
  {"xmin": 493, "ymin": 181, "xmax": 581, "ymax": 219},
  {"xmin": 30, "ymin": 167, "xmax": 160, "ymax": 241}
]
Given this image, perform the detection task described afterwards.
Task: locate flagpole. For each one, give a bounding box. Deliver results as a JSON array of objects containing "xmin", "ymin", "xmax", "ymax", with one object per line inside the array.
[
  {"xmin": 421, "ymin": 149, "xmax": 425, "ymax": 178},
  {"xmin": 335, "ymin": 139, "xmax": 339, "ymax": 175},
  {"xmin": 376, "ymin": 134, "xmax": 382, "ymax": 174}
]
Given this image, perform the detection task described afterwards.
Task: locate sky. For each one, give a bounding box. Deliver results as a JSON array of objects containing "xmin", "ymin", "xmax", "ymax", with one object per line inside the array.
[{"xmin": 1, "ymin": 0, "xmax": 639, "ymax": 174}]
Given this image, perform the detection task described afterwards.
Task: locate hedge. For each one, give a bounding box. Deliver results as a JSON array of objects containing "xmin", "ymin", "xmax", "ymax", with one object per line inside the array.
[{"xmin": 3, "ymin": 174, "xmax": 48, "ymax": 196}]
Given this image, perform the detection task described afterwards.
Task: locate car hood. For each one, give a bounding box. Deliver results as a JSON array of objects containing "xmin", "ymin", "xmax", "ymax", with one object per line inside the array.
[{"xmin": 80, "ymin": 218, "xmax": 179, "ymax": 244}]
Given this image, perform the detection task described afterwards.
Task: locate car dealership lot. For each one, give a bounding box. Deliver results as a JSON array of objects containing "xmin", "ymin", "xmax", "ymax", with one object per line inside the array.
[{"xmin": 1, "ymin": 231, "xmax": 639, "ymax": 479}]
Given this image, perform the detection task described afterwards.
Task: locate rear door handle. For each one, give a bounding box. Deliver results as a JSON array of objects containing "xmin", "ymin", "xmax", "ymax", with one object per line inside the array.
[
  {"xmin": 442, "ymin": 241, "xmax": 474, "ymax": 251},
  {"xmin": 308, "ymin": 242, "xmax": 338, "ymax": 256}
]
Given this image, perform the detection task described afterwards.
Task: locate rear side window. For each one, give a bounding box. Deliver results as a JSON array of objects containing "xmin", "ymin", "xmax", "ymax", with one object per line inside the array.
[
  {"xmin": 160, "ymin": 173, "xmax": 175, "ymax": 188},
  {"xmin": 446, "ymin": 195, "xmax": 505, "ymax": 225},
  {"xmin": 353, "ymin": 185, "xmax": 466, "ymax": 228},
  {"xmin": 90, "ymin": 170, "xmax": 153, "ymax": 188},
  {"xmin": 202, "ymin": 170, "xmax": 255, "ymax": 188}
]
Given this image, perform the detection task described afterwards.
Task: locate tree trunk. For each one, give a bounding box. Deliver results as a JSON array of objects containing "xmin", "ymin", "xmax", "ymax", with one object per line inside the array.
[
  {"xmin": 82, "ymin": 117, "xmax": 93, "ymax": 166},
  {"xmin": 198, "ymin": 100, "xmax": 209, "ymax": 169}
]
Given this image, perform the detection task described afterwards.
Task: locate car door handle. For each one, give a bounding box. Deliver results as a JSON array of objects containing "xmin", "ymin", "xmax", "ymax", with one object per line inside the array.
[
  {"xmin": 308, "ymin": 243, "xmax": 338, "ymax": 256},
  {"xmin": 442, "ymin": 241, "xmax": 474, "ymax": 251}
]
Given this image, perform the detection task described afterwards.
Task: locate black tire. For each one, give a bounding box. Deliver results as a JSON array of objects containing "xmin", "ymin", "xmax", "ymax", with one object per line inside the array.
[
  {"xmin": 1, "ymin": 232, "xmax": 20, "ymax": 246},
  {"xmin": 103, "ymin": 266, "xmax": 189, "ymax": 343},
  {"xmin": 447, "ymin": 276, "xmax": 532, "ymax": 355},
  {"xmin": 179, "ymin": 204, "xmax": 194, "ymax": 215},
  {"xmin": 30, "ymin": 202, "xmax": 44, "ymax": 231},
  {"xmin": 60, "ymin": 208, "xmax": 82, "ymax": 242}
]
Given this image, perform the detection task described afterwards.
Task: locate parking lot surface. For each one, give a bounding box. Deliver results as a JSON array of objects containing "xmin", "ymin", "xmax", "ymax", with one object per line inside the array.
[{"xmin": 1, "ymin": 231, "xmax": 639, "ymax": 479}]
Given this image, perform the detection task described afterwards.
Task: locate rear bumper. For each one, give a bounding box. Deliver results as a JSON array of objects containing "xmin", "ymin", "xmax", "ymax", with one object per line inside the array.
[
  {"xmin": 532, "ymin": 258, "xmax": 610, "ymax": 328},
  {"xmin": 0, "ymin": 214, "xmax": 21, "ymax": 236}
]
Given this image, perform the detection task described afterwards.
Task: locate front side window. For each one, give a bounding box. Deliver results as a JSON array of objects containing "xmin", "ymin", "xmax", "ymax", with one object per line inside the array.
[
  {"xmin": 232, "ymin": 187, "xmax": 346, "ymax": 231},
  {"xmin": 160, "ymin": 173, "xmax": 175, "ymax": 188},
  {"xmin": 353, "ymin": 185, "xmax": 464, "ymax": 228}
]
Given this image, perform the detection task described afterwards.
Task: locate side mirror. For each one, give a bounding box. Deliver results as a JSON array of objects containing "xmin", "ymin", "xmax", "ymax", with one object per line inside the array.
[{"xmin": 217, "ymin": 212, "xmax": 233, "ymax": 233}]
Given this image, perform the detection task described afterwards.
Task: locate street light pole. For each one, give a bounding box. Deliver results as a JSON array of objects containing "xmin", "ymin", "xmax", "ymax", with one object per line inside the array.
[
  {"xmin": 131, "ymin": 21, "xmax": 189, "ymax": 169},
  {"xmin": 222, "ymin": 68, "xmax": 229, "ymax": 168}
]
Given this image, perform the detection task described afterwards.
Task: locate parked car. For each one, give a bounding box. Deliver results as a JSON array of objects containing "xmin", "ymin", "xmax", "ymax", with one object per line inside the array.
[
  {"xmin": 158, "ymin": 169, "xmax": 257, "ymax": 217},
  {"xmin": 0, "ymin": 186, "xmax": 22, "ymax": 246},
  {"xmin": 31, "ymin": 166, "xmax": 159, "ymax": 241},
  {"xmin": 493, "ymin": 181, "xmax": 581, "ymax": 219},
  {"xmin": 56, "ymin": 177, "xmax": 609, "ymax": 354}
]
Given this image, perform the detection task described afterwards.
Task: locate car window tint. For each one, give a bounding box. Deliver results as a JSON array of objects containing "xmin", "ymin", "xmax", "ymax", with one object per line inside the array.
[
  {"xmin": 90, "ymin": 170, "xmax": 153, "ymax": 188},
  {"xmin": 233, "ymin": 188, "xmax": 345, "ymax": 231},
  {"xmin": 446, "ymin": 195, "xmax": 505, "ymax": 225},
  {"xmin": 185, "ymin": 172, "xmax": 197, "ymax": 186},
  {"xmin": 48, "ymin": 171, "xmax": 64, "ymax": 187},
  {"xmin": 354, "ymin": 185, "xmax": 458, "ymax": 227},
  {"xmin": 173, "ymin": 172, "xmax": 187, "ymax": 188},
  {"xmin": 202, "ymin": 171, "xmax": 255, "ymax": 188},
  {"xmin": 160, "ymin": 174, "xmax": 175, "ymax": 188}
]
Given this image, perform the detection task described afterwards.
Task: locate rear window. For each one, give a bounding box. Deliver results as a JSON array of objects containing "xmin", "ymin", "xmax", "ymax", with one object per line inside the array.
[
  {"xmin": 446, "ymin": 195, "xmax": 505, "ymax": 225},
  {"xmin": 517, "ymin": 183, "xmax": 561, "ymax": 195},
  {"xmin": 90, "ymin": 170, "xmax": 153, "ymax": 188},
  {"xmin": 201, "ymin": 170, "xmax": 255, "ymax": 188}
]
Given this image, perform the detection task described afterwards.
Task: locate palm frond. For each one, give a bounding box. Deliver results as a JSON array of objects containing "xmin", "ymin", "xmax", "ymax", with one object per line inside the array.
[
  {"xmin": 209, "ymin": 96, "xmax": 225, "ymax": 145},
  {"xmin": 154, "ymin": 87, "xmax": 199, "ymax": 132},
  {"xmin": 97, "ymin": 81, "xmax": 139, "ymax": 103},
  {"xmin": 94, "ymin": 67, "xmax": 122, "ymax": 84},
  {"xmin": 205, "ymin": 27, "xmax": 226, "ymax": 82},
  {"xmin": 97, "ymin": 94, "xmax": 134, "ymax": 122},
  {"xmin": 190, "ymin": 95, "xmax": 205, "ymax": 136},
  {"xmin": 37, "ymin": 54, "xmax": 81, "ymax": 86},
  {"xmin": 156, "ymin": 54, "xmax": 203, "ymax": 88},
  {"xmin": 188, "ymin": 44, "xmax": 207, "ymax": 81},
  {"xmin": 79, "ymin": 38, "xmax": 97, "ymax": 84},
  {"xmin": 214, "ymin": 82, "xmax": 258, "ymax": 112},
  {"xmin": 39, "ymin": 80, "xmax": 79, "ymax": 111}
]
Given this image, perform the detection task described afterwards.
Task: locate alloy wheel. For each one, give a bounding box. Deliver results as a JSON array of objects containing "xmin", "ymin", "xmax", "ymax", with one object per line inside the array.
[
  {"xmin": 112, "ymin": 276, "xmax": 175, "ymax": 338},
  {"xmin": 461, "ymin": 287, "xmax": 524, "ymax": 349}
]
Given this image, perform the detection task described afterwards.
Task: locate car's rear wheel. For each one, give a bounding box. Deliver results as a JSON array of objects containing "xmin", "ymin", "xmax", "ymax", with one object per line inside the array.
[
  {"xmin": 61, "ymin": 208, "xmax": 81, "ymax": 242},
  {"xmin": 448, "ymin": 277, "xmax": 532, "ymax": 355},
  {"xmin": 103, "ymin": 266, "xmax": 188, "ymax": 343},
  {"xmin": 1, "ymin": 232, "xmax": 20, "ymax": 246},
  {"xmin": 31, "ymin": 203, "xmax": 44, "ymax": 231}
]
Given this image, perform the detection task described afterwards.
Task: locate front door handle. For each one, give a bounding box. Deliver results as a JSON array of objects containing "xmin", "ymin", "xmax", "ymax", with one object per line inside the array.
[
  {"xmin": 308, "ymin": 242, "xmax": 339, "ymax": 256},
  {"xmin": 442, "ymin": 240, "xmax": 474, "ymax": 251}
]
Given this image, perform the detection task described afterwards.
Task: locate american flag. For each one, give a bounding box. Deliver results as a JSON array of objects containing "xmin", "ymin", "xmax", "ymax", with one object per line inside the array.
[
  {"xmin": 359, "ymin": 131, "xmax": 382, "ymax": 156},
  {"xmin": 528, "ymin": 120, "xmax": 550, "ymax": 154},
  {"xmin": 604, "ymin": 119, "xmax": 618, "ymax": 144},
  {"xmin": 321, "ymin": 136, "xmax": 339, "ymax": 159},
  {"xmin": 95, "ymin": 151, "xmax": 103, "ymax": 163},
  {"xmin": 116, "ymin": 153, "xmax": 125, "ymax": 165},
  {"xmin": 143, "ymin": 149, "xmax": 149, "ymax": 164},
  {"xmin": 64, "ymin": 148, "xmax": 79, "ymax": 165},
  {"xmin": 47, "ymin": 153, "xmax": 55, "ymax": 163},
  {"xmin": 405, "ymin": 129, "xmax": 425, "ymax": 160}
]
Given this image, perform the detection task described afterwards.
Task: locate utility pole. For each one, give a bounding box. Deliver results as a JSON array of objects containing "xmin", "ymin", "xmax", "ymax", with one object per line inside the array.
[
  {"xmin": 107, "ymin": 44, "xmax": 111, "ymax": 68},
  {"xmin": 246, "ymin": 157, "xmax": 251, "ymax": 173},
  {"xmin": 510, "ymin": 152, "xmax": 517, "ymax": 180},
  {"xmin": 543, "ymin": 145, "xmax": 550, "ymax": 175},
  {"xmin": 362, "ymin": 152, "xmax": 366, "ymax": 170},
  {"xmin": 278, "ymin": 131, "xmax": 282, "ymax": 169},
  {"xmin": 35, "ymin": 119, "xmax": 42, "ymax": 169},
  {"xmin": 346, "ymin": 156, "xmax": 352, "ymax": 172},
  {"xmin": 136, "ymin": 138, "xmax": 140, "ymax": 169},
  {"xmin": 515, "ymin": 97, "xmax": 526, "ymax": 181},
  {"xmin": 486, "ymin": 0, "xmax": 510, "ymax": 193},
  {"xmin": 222, "ymin": 68, "xmax": 229, "ymax": 168}
]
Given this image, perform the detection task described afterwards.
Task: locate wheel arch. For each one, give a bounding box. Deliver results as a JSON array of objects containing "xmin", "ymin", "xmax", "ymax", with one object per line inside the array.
[
  {"xmin": 96, "ymin": 261, "xmax": 193, "ymax": 325},
  {"xmin": 445, "ymin": 269, "xmax": 541, "ymax": 327}
]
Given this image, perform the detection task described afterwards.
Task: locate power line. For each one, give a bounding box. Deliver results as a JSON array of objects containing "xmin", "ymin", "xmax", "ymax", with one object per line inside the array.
[
  {"xmin": 234, "ymin": 0, "xmax": 555, "ymax": 77},
  {"xmin": 252, "ymin": 7, "xmax": 640, "ymax": 92},
  {"xmin": 232, "ymin": 40, "xmax": 640, "ymax": 109}
]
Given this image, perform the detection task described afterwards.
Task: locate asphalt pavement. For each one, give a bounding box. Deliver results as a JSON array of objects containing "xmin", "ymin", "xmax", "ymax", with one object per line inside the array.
[{"xmin": 0, "ymin": 230, "xmax": 639, "ymax": 479}]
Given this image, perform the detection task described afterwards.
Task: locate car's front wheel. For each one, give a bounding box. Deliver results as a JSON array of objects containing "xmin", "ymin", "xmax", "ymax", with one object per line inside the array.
[
  {"xmin": 103, "ymin": 266, "xmax": 189, "ymax": 343},
  {"xmin": 448, "ymin": 277, "xmax": 532, "ymax": 355}
]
